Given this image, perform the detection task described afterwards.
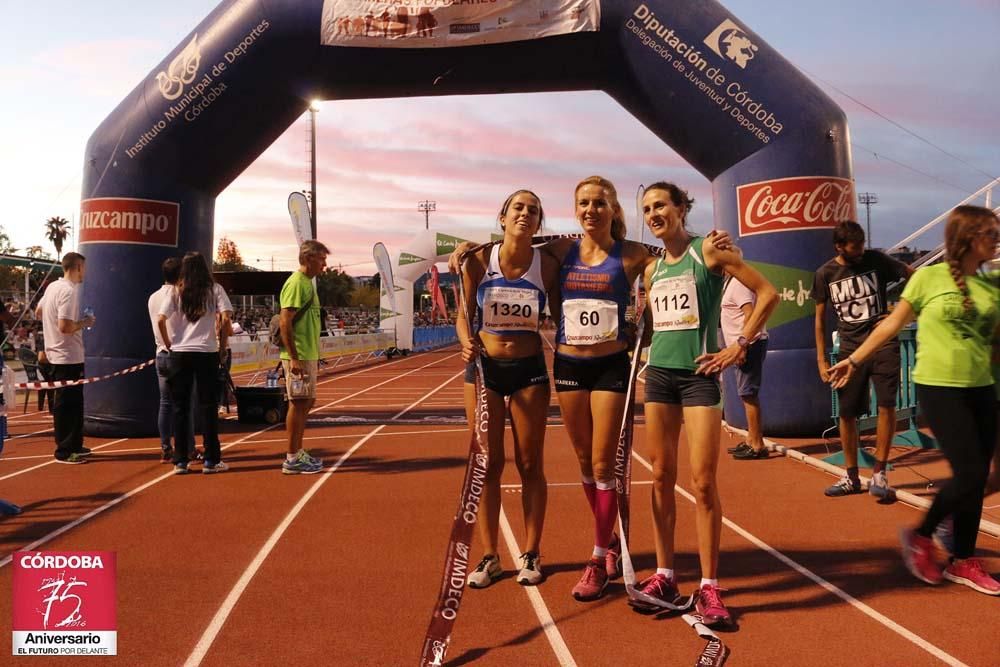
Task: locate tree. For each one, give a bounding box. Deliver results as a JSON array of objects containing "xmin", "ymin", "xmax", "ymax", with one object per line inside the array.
[
  {"xmin": 44, "ymin": 216, "xmax": 70, "ymax": 258},
  {"xmin": 0, "ymin": 225, "xmax": 17, "ymax": 255},
  {"xmin": 215, "ymin": 237, "xmax": 244, "ymax": 270},
  {"xmin": 25, "ymin": 246, "xmax": 52, "ymax": 260},
  {"xmin": 315, "ymin": 268, "xmax": 354, "ymax": 307},
  {"xmin": 349, "ymin": 284, "xmax": 379, "ymax": 308}
]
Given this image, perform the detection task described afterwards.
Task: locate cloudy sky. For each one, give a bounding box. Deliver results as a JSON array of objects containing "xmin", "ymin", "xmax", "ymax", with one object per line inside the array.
[{"xmin": 1, "ymin": 0, "xmax": 997, "ymax": 274}]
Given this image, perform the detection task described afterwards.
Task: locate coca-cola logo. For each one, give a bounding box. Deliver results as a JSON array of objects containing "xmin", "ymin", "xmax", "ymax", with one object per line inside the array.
[
  {"xmin": 79, "ymin": 198, "xmax": 180, "ymax": 247},
  {"xmin": 737, "ymin": 176, "xmax": 857, "ymax": 237}
]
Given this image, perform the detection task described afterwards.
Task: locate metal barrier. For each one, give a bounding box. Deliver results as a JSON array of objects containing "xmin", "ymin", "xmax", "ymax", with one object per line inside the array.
[
  {"xmin": 412, "ymin": 325, "xmax": 458, "ymax": 352},
  {"xmin": 823, "ymin": 326, "xmax": 936, "ymax": 468}
]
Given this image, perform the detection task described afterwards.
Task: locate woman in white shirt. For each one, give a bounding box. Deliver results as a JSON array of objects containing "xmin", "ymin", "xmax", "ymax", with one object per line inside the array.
[{"xmin": 158, "ymin": 252, "xmax": 233, "ymax": 474}]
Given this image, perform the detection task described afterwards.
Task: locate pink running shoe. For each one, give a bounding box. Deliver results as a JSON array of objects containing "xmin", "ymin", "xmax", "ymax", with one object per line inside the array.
[
  {"xmin": 943, "ymin": 558, "xmax": 1000, "ymax": 595},
  {"xmin": 606, "ymin": 535, "xmax": 622, "ymax": 580},
  {"xmin": 899, "ymin": 528, "xmax": 943, "ymax": 585},
  {"xmin": 571, "ymin": 558, "xmax": 608, "ymax": 601},
  {"xmin": 695, "ymin": 584, "xmax": 732, "ymax": 626},
  {"xmin": 629, "ymin": 573, "xmax": 683, "ymax": 611}
]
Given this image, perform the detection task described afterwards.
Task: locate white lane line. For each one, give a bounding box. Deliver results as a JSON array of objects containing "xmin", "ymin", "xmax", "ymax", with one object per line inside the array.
[
  {"xmin": 629, "ymin": 450, "xmax": 968, "ymax": 667},
  {"xmin": 498, "ymin": 509, "xmax": 577, "ymax": 667},
  {"xmin": 4, "ymin": 426, "xmax": 55, "ymax": 441},
  {"xmin": 183, "ymin": 367, "xmax": 464, "ymax": 667},
  {"xmin": 0, "ymin": 352, "xmax": 454, "ymax": 565},
  {"xmin": 246, "ymin": 428, "xmax": 468, "ymax": 444},
  {"xmin": 0, "ymin": 438, "xmax": 129, "ymax": 482}
]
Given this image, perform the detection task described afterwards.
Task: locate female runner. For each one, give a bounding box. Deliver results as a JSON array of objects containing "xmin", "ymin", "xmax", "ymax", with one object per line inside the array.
[
  {"xmin": 633, "ymin": 181, "xmax": 776, "ymax": 625},
  {"xmin": 458, "ymin": 190, "xmax": 559, "ymax": 587},
  {"xmin": 829, "ymin": 205, "xmax": 1000, "ymax": 595}
]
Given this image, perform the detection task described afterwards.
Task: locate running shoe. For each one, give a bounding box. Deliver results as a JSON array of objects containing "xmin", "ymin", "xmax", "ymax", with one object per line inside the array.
[
  {"xmin": 606, "ymin": 535, "xmax": 623, "ymax": 580},
  {"xmin": 899, "ymin": 527, "xmax": 943, "ymax": 585},
  {"xmin": 695, "ymin": 583, "xmax": 732, "ymax": 626},
  {"xmin": 824, "ymin": 475, "xmax": 862, "ymax": 497},
  {"xmin": 732, "ymin": 445, "xmax": 768, "ymax": 460},
  {"xmin": 160, "ymin": 448, "xmax": 173, "ymax": 463},
  {"xmin": 516, "ymin": 552, "xmax": 543, "ymax": 586},
  {"xmin": 282, "ymin": 451, "xmax": 323, "ymax": 475},
  {"xmin": 467, "ymin": 554, "xmax": 502, "ymax": 589},
  {"xmin": 868, "ymin": 471, "xmax": 894, "ymax": 502},
  {"xmin": 202, "ymin": 461, "xmax": 229, "ymax": 474},
  {"xmin": 54, "ymin": 453, "xmax": 87, "ymax": 465},
  {"xmin": 629, "ymin": 573, "xmax": 683, "ymax": 611},
  {"xmin": 932, "ymin": 516, "xmax": 955, "ymax": 557},
  {"xmin": 943, "ymin": 558, "xmax": 1000, "ymax": 595},
  {"xmin": 571, "ymin": 558, "xmax": 609, "ymax": 601},
  {"xmin": 76, "ymin": 447, "xmax": 92, "ymax": 456},
  {"xmin": 727, "ymin": 442, "xmax": 752, "ymax": 455},
  {"xmin": 173, "ymin": 462, "xmax": 189, "ymax": 475}
]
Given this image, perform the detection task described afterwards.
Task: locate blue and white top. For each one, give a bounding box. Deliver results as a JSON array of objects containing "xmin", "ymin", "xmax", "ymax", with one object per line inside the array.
[
  {"xmin": 556, "ymin": 240, "xmax": 629, "ymax": 345},
  {"xmin": 476, "ymin": 244, "xmax": 546, "ymax": 335}
]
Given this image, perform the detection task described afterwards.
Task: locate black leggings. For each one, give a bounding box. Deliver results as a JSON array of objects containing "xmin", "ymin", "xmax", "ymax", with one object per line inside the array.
[{"xmin": 916, "ymin": 384, "xmax": 997, "ymax": 559}]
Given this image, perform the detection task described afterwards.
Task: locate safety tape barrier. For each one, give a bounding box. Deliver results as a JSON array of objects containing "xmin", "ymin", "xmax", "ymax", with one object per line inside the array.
[{"xmin": 14, "ymin": 359, "xmax": 155, "ymax": 389}]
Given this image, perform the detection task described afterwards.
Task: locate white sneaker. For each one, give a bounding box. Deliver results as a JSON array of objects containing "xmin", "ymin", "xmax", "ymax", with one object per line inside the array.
[
  {"xmin": 202, "ymin": 461, "xmax": 229, "ymax": 474},
  {"xmin": 516, "ymin": 552, "xmax": 543, "ymax": 586},
  {"xmin": 467, "ymin": 554, "xmax": 501, "ymax": 589},
  {"xmin": 869, "ymin": 471, "xmax": 893, "ymax": 501}
]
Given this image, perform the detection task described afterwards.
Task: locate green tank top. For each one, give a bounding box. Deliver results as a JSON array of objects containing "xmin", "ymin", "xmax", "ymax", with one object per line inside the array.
[{"xmin": 647, "ymin": 237, "xmax": 725, "ymax": 370}]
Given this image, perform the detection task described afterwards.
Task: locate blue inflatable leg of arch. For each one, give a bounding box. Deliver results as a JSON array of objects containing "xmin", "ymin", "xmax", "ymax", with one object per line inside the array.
[{"xmin": 80, "ymin": 0, "xmax": 853, "ymax": 437}]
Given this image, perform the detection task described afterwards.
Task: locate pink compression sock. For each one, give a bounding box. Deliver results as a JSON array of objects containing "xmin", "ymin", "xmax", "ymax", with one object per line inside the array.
[
  {"xmin": 581, "ymin": 476, "xmax": 597, "ymax": 513},
  {"xmin": 593, "ymin": 481, "xmax": 618, "ymax": 549}
]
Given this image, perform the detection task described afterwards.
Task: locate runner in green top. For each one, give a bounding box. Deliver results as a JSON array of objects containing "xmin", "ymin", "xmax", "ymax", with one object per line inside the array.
[
  {"xmin": 829, "ymin": 205, "xmax": 1000, "ymax": 595},
  {"xmin": 632, "ymin": 181, "xmax": 776, "ymax": 625}
]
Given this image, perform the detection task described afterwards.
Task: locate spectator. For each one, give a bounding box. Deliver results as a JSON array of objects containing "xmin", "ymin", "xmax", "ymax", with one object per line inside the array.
[
  {"xmin": 157, "ymin": 252, "xmax": 233, "ymax": 475},
  {"xmin": 722, "ymin": 272, "xmax": 771, "ymax": 459},
  {"xmin": 811, "ymin": 221, "xmax": 912, "ymax": 499},
  {"xmin": 37, "ymin": 252, "xmax": 94, "ymax": 464},
  {"xmin": 279, "ymin": 240, "xmax": 330, "ymax": 474}
]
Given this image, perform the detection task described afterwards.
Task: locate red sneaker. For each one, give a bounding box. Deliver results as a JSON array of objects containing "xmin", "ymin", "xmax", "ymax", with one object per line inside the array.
[
  {"xmin": 571, "ymin": 558, "xmax": 608, "ymax": 601},
  {"xmin": 606, "ymin": 534, "xmax": 622, "ymax": 580},
  {"xmin": 943, "ymin": 558, "xmax": 1000, "ymax": 595},
  {"xmin": 695, "ymin": 583, "xmax": 731, "ymax": 626},
  {"xmin": 899, "ymin": 528, "xmax": 943, "ymax": 585}
]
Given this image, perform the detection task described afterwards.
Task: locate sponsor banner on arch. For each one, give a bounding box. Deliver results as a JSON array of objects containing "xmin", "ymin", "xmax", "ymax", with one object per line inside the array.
[
  {"xmin": 321, "ymin": 0, "xmax": 599, "ymax": 48},
  {"xmin": 737, "ymin": 176, "xmax": 856, "ymax": 238},
  {"xmin": 12, "ymin": 551, "xmax": 117, "ymax": 656},
  {"xmin": 79, "ymin": 198, "xmax": 180, "ymax": 247}
]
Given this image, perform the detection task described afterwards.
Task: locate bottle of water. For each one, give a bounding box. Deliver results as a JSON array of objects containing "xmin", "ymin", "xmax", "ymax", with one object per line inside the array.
[
  {"xmin": 266, "ymin": 370, "xmax": 277, "ymax": 388},
  {"xmin": 83, "ymin": 306, "xmax": 95, "ymax": 330}
]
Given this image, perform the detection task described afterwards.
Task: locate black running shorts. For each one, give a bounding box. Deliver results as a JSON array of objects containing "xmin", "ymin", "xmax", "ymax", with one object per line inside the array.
[
  {"xmin": 836, "ymin": 340, "xmax": 900, "ymax": 418},
  {"xmin": 553, "ymin": 351, "xmax": 630, "ymax": 394},
  {"xmin": 644, "ymin": 366, "xmax": 721, "ymax": 408}
]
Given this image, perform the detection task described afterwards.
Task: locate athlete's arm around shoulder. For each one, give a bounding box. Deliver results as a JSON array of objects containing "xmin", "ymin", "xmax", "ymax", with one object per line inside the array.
[
  {"xmin": 621, "ymin": 239, "xmax": 656, "ymax": 282},
  {"xmin": 538, "ymin": 237, "xmax": 574, "ymax": 265}
]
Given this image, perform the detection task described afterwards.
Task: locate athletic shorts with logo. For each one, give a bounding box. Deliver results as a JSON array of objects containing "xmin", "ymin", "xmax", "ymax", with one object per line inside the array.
[
  {"xmin": 465, "ymin": 354, "xmax": 549, "ymax": 397},
  {"xmin": 553, "ymin": 350, "xmax": 629, "ymax": 394}
]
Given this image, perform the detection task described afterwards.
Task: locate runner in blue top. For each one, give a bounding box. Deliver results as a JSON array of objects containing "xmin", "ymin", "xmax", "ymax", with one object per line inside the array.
[{"xmin": 457, "ymin": 190, "xmax": 559, "ymax": 589}]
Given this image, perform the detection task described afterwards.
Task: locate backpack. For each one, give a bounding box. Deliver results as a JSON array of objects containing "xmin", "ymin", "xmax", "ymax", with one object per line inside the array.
[{"xmin": 268, "ymin": 290, "xmax": 315, "ymax": 348}]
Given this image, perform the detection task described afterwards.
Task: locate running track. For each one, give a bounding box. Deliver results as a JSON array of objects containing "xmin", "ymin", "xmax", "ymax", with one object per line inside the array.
[{"xmin": 0, "ymin": 346, "xmax": 997, "ymax": 666}]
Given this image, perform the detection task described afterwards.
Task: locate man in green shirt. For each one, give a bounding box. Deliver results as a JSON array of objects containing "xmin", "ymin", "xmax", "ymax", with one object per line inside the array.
[{"xmin": 279, "ymin": 240, "xmax": 330, "ymax": 474}]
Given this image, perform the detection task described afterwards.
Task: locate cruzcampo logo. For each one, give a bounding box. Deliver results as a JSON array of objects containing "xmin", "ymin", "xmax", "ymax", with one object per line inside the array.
[
  {"xmin": 746, "ymin": 260, "xmax": 815, "ymax": 329},
  {"xmin": 399, "ymin": 252, "xmax": 426, "ymax": 265},
  {"xmin": 435, "ymin": 233, "xmax": 472, "ymax": 255}
]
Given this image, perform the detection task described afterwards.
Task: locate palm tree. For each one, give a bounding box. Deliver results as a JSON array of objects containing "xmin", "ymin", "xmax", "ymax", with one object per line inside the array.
[{"xmin": 44, "ymin": 216, "xmax": 71, "ymax": 258}]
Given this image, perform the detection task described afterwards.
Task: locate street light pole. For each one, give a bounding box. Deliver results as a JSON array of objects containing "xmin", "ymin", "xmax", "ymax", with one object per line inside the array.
[
  {"xmin": 418, "ymin": 200, "xmax": 436, "ymax": 230},
  {"xmin": 858, "ymin": 192, "xmax": 878, "ymax": 244},
  {"xmin": 309, "ymin": 100, "xmax": 320, "ymax": 240}
]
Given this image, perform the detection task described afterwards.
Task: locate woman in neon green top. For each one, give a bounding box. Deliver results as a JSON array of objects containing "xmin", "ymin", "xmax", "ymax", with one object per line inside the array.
[
  {"xmin": 829, "ymin": 205, "xmax": 1000, "ymax": 595},
  {"xmin": 632, "ymin": 182, "xmax": 776, "ymax": 625}
]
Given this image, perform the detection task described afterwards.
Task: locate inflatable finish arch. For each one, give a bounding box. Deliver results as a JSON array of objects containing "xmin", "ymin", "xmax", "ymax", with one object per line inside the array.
[{"xmin": 81, "ymin": 0, "xmax": 855, "ymax": 437}]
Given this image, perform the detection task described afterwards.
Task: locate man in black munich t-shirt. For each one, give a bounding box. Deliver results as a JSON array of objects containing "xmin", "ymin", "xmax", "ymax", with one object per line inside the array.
[{"xmin": 812, "ymin": 221, "xmax": 913, "ymax": 500}]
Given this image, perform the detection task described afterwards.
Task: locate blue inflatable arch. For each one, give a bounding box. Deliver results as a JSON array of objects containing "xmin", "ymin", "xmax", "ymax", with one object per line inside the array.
[{"xmin": 82, "ymin": 0, "xmax": 854, "ymax": 437}]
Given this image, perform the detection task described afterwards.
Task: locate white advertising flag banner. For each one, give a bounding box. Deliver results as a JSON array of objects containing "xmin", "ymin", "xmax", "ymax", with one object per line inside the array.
[{"xmin": 321, "ymin": 1, "xmax": 599, "ymax": 48}]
